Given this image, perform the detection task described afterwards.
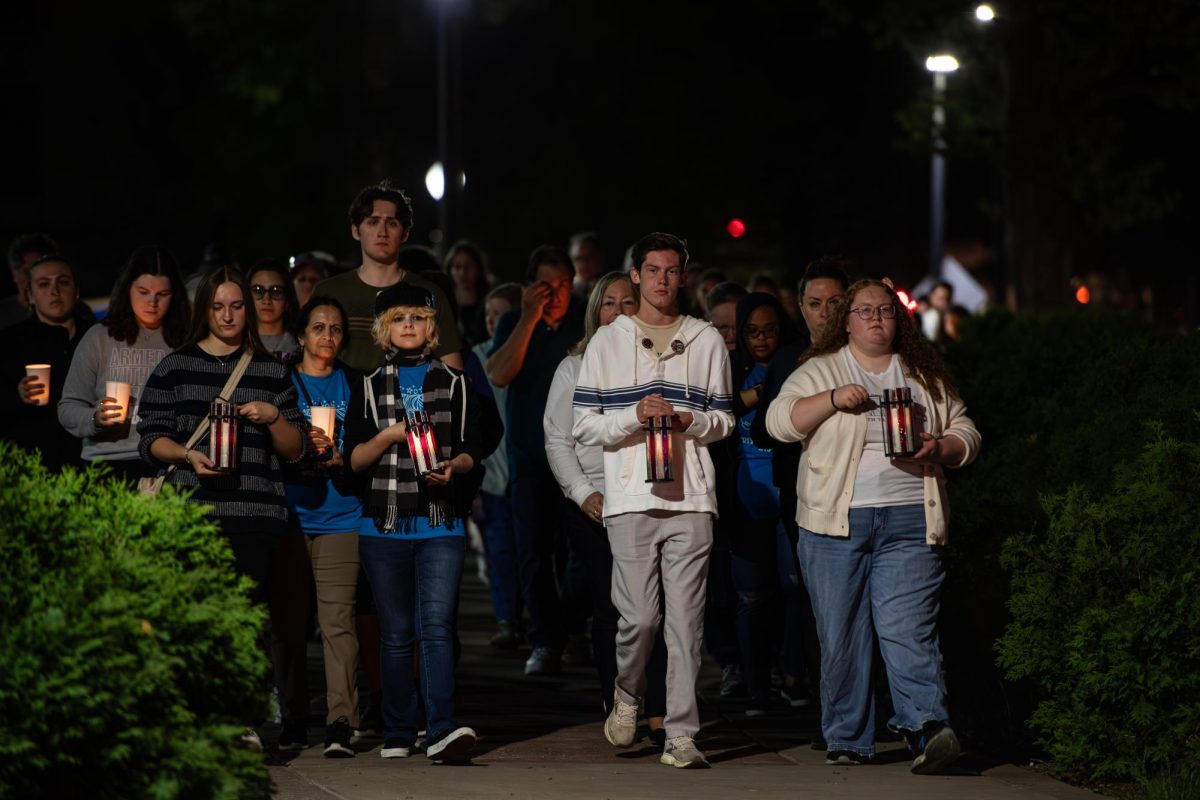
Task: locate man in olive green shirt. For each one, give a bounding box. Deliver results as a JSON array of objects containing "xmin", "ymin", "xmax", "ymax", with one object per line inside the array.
[{"xmin": 316, "ymin": 181, "xmax": 462, "ymax": 372}]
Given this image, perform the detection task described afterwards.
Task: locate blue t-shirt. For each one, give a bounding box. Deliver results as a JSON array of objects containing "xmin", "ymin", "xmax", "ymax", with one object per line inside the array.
[
  {"xmin": 285, "ymin": 368, "xmax": 363, "ymax": 534},
  {"xmin": 359, "ymin": 362, "xmax": 462, "ymax": 540},
  {"xmin": 736, "ymin": 364, "xmax": 779, "ymax": 521}
]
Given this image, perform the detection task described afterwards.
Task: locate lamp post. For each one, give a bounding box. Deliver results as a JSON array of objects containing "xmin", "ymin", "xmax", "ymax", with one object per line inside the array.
[{"xmin": 925, "ymin": 54, "xmax": 959, "ymax": 280}]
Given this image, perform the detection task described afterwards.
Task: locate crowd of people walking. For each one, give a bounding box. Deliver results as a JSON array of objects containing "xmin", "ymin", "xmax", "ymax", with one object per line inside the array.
[{"xmin": 2, "ymin": 179, "xmax": 979, "ymax": 775}]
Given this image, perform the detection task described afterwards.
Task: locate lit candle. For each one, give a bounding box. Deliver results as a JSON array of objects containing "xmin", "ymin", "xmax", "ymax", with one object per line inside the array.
[
  {"xmin": 644, "ymin": 414, "xmax": 673, "ymax": 483},
  {"xmin": 25, "ymin": 364, "xmax": 51, "ymax": 406},
  {"xmin": 209, "ymin": 399, "xmax": 239, "ymax": 470},
  {"xmin": 405, "ymin": 410, "xmax": 440, "ymax": 477},
  {"xmin": 881, "ymin": 388, "xmax": 917, "ymax": 458},
  {"xmin": 105, "ymin": 381, "xmax": 132, "ymax": 423}
]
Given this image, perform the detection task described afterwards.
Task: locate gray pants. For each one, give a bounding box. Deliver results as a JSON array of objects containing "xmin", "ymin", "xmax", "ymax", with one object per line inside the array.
[{"xmin": 607, "ymin": 510, "xmax": 713, "ymax": 738}]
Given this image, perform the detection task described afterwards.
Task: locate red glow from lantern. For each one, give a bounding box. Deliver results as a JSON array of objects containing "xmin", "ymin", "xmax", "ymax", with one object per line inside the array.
[
  {"xmin": 1075, "ymin": 286, "xmax": 1091, "ymax": 304},
  {"xmin": 726, "ymin": 218, "xmax": 746, "ymax": 238},
  {"xmin": 895, "ymin": 289, "xmax": 919, "ymax": 311}
]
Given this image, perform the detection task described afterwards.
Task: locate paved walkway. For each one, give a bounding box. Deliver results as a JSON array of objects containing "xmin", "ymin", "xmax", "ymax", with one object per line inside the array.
[{"xmin": 267, "ymin": 558, "xmax": 1098, "ymax": 800}]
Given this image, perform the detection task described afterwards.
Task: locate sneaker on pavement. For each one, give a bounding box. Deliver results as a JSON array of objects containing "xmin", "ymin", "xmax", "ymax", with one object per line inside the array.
[
  {"xmin": 490, "ymin": 620, "xmax": 519, "ymax": 650},
  {"xmin": 524, "ymin": 646, "xmax": 562, "ymax": 676},
  {"xmin": 562, "ymin": 633, "xmax": 592, "ymax": 667},
  {"xmin": 426, "ymin": 726, "xmax": 476, "ymax": 762},
  {"xmin": 745, "ymin": 697, "xmax": 772, "ymax": 717},
  {"xmin": 660, "ymin": 736, "xmax": 709, "ymax": 768},
  {"xmin": 277, "ymin": 718, "xmax": 308, "ymax": 751},
  {"xmin": 825, "ymin": 749, "xmax": 867, "ymax": 766},
  {"xmin": 780, "ymin": 686, "xmax": 813, "ymax": 708},
  {"xmin": 380, "ymin": 738, "xmax": 412, "ymax": 758},
  {"xmin": 240, "ymin": 728, "xmax": 264, "ymax": 753},
  {"xmin": 909, "ymin": 723, "xmax": 961, "ymax": 775},
  {"xmin": 603, "ymin": 690, "xmax": 638, "ymax": 748},
  {"xmin": 720, "ymin": 664, "xmax": 747, "ymax": 698},
  {"xmin": 323, "ymin": 716, "xmax": 355, "ymax": 758}
]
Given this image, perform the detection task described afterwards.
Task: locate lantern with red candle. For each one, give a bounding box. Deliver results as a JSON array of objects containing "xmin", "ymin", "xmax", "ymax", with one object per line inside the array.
[
  {"xmin": 880, "ymin": 388, "xmax": 917, "ymax": 458},
  {"xmin": 644, "ymin": 414, "xmax": 673, "ymax": 483},
  {"xmin": 405, "ymin": 410, "xmax": 440, "ymax": 477}
]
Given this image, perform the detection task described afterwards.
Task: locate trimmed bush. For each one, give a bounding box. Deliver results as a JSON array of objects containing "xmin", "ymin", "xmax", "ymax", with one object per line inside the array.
[
  {"xmin": 936, "ymin": 310, "xmax": 1200, "ymax": 761},
  {"xmin": 996, "ymin": 427, "xmax": 1200, "ymax": 782},
  {"xmin": 0, "ymin": 444, "xmax": 271, "ymax": 798}
]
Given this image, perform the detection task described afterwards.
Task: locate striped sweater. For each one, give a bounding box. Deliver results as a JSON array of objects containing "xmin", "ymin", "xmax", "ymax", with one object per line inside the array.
[{"xmin": 137, "ymin": 344, "xmax": 308, "ymax": 535}]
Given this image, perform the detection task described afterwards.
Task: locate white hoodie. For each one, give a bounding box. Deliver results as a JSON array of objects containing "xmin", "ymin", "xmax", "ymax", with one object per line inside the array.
[{"xmin": 572, "ymin": 314, "xmax": 734, "ymax": 519}]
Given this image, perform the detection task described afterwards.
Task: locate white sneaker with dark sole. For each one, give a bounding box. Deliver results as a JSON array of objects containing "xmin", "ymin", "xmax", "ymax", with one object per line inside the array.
[
  {"xmin": 426, "ymin": 727, "xmax": 476, "ymax": 762},
  {"xmin": 660, "ymin": 736, "xmax": 709, "ymax": 768},
  {"xmin": 603, "ymin": 691, "xmax": 638, "ymax": 748}
]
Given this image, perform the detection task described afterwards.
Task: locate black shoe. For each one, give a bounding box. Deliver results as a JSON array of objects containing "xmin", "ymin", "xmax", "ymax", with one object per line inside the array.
[
  {"xmin": 323, "ymin": 716, "xmax": 355, "ymax": 758},
  {"xmin": 719, "ymin": 664, "xmax": 747, "ymax": 698},
  {"xmin": 278, "ymin": 718, "xmax": 308, "ymax": 751},
  {"xmin": 490, "ymin": 620, "xmax": 519, "ymax": 650},
  {"xmin": 648, "ymin": 727, "xmax": 666, "ymax": 748},
  {"xmin": 825, "ymin": 749, "xmax": 867, "ymax": 766},
  {"xmin": 810, "ymin": 732, "xmax": 828, "ymax": 751},
  {"xmin": 353, "ymin": 695, "xmax": 384, "ymax": 744},
  {"xmin": 909, "ymin": 723, "xmax": 961, "ymax": 775}
]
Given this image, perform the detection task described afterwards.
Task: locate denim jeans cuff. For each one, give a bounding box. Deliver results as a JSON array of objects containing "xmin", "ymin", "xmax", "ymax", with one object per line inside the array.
[{"xmin": 827, "ymin": 742, "xmax": 875, "ymax": 757}]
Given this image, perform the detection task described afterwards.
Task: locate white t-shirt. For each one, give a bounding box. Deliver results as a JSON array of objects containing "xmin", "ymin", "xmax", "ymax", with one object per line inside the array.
[{"xmin": 840, "ymin": 348, "xmax": 927, "ymax": 508}]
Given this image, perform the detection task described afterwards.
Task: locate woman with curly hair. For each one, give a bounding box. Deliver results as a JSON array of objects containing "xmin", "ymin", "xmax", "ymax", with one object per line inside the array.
[{"xmin": 765, "ymin": 279, "xmax": 980, "ymax": 773}]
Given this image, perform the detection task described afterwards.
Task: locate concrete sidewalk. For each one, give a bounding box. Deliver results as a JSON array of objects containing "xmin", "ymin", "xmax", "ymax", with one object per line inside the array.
[{"xmin": 267, "ymin": 560, "xmax": 1098, "ymax": 800}]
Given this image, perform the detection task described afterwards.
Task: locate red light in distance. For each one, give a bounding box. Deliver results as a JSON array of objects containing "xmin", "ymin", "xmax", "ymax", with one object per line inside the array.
[
  {"xmin": 726, "ymin": 218, "xmax": 746, "ymax": 238},
  {"xmin": 1075, "ymin": 286, "xmax": 1091, "ymax": 304}
]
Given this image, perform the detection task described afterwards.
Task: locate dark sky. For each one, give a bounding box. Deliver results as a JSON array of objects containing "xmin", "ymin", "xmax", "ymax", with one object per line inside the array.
[{"xmin": 1, "ymin": 0, "xmax": 1017, "ymax": 297}]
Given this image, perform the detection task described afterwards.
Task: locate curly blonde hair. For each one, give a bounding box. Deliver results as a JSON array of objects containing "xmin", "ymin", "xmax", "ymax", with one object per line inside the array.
[
  {"xmin": 372, "ymin": 305, "xmax": 440, "ymax": 351},
  {"xmin": 800, "ymin": 279, "xmax": 957, "ymax": 403}
]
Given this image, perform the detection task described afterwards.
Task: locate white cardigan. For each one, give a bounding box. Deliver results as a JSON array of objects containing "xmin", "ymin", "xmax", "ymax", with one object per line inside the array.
[
  {"xmin": 544, "ymin": 354, "xmax": 605, "ymax": 508},
  {"xmin": 765, "ymin": 346, "xmax": 981, "ymax": 545}
]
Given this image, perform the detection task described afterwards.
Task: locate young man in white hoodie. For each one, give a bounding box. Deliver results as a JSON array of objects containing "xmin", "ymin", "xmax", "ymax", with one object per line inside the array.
[{"xmin": 572, "ymin": 232, "xmax": 734, "ymax": 769}]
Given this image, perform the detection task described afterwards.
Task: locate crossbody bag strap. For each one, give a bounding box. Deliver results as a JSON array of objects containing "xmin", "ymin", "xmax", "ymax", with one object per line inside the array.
[{"xmin": 168, "ymin": 350, "xmax": 255, "ymax": 475}]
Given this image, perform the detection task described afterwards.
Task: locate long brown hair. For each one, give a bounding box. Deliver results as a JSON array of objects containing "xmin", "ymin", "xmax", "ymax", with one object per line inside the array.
[
  {"xmin": 188, "ymin": 266, "xmax": 267, "ymax": 355},
  {"xmin": 800, "ymin": 279, "xmax": 957, "ymax": 402}
]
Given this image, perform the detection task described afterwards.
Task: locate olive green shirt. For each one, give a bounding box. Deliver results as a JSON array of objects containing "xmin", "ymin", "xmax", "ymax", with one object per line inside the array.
[{"xmin": 314, "ymin": 269, "xmax": 461, "ymax": 372}]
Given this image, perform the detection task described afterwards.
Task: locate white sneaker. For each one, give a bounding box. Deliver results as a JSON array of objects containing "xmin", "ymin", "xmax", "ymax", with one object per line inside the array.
[
  {"xmin": 380, "ymin": 739, "xmax": 411, "ymax": 759},
  {"xmin": 603, "ymin": 690, "xmax": 638, "ymax": 748},
  {"xmin": 426, "ymin": 726, "xmax": 476, "ymax": 762},
  {"xmin": 240, "ymin": 728, "xmax": 264, "ymax": 753},
  {"xmin": 661, "ymin": 736, "xmax": 709, "ymax": 769}
]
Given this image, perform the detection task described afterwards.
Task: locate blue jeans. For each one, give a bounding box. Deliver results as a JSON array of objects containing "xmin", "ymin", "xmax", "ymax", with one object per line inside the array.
[
  {"xmin": 359, "ymin": 535, "xmax": 465, "ymax": 747},
  {"xmin": 479, "ymin": 491, "xmax": 520, "ymax": 623},
  {"xmin": 796, "ymin": 505, "xmax": 948, "ymax": 756}
]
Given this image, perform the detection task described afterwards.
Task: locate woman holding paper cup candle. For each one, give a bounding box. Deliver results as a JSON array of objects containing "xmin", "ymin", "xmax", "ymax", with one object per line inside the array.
[
  {"xmin": 58, "ymin": 246, "xmax": 190, "ymax": 483},
  {"xmin": 342, "ymin": 281, "xmax": 485, "ymax": 762},
  {"xmin": 2, "ymin": 254, "xmax": 93, "ymax": 471},
  {"xmin": 764, "ymin": 279, "xmax": 980, "ymax": 774},
  {"xmin": 279, "ymin": 294, "xmax": 369, "ymax": 757}
]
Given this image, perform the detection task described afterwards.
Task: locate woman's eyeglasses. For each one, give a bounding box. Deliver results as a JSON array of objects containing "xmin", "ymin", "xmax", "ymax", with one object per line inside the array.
[
  {"xmin": 250, "ymin": 284, "xmax": 285, "ymax": 300},
  {"xmin": 848, "ymin": 304, "xmax": 898, "ymax": 320},
  {"xmin": 744, "ymin": 325, "xmax": 780, "ymax": 340}
]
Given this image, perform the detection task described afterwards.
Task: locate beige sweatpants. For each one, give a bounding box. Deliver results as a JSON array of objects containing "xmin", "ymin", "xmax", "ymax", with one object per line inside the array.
[{"xmin": 606, "ymin": 510, "xmax": 713, "ymax": 739}]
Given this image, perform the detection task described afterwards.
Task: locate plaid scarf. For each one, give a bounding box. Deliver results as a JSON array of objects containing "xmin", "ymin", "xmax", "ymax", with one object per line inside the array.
[{"xmin": 364, "ymin": 348, "xmax": 462, "ymax": 533}]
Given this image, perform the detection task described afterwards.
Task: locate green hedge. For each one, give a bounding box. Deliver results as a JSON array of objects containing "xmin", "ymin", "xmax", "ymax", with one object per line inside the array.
[
  {"xmin": 937, "ymin": 310, "xmax": 1200, "ymax": 777},
  {"xmin": 0, "ymin": 444, "xmax": 271, "ymax": 798},
  {"xmin": 997, "ymin": 426, "xmax": 1200, "ymax": 782}
]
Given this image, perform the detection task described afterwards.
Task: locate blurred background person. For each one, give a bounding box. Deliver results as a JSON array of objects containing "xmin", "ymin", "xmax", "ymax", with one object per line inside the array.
[
  {"xmin": 58, "ymin": 246, "xmax": 190, "ymax": 483},
  {"xmin": 2, "ymin": 254, "xmax": 94, "ymax": 471},
  {"xmin": 569, "ymin": 231, "xmax": 607, "ymax": 302},
  {"xmin": 290, "ymin": 251, "xmax": 338, "ymax": 309},
  {"xmin": 471, "ymin": 282, "xmax": 524, "ymax": 648},
  {"xmin": 442, "ymin": 239, "xmax": 493, "ymax": 346},
  {"xmin": 705, "ymin": 281, "xmax": 747, "ymax": 353},
  {"xmin": 1, "ymin": 233, "xmax": 59, "ymax": 330},
  {"xmin": 248, "ymin": 258, "xmax": 301, "ymax": 363},
  {"xmin": 693, "ymin": 267, "xmax": 727, "ymax": 319}
]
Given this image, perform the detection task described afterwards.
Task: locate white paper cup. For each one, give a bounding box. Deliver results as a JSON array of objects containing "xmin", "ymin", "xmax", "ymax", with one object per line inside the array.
[
  {"xmin": 309, "ymin": 406, "xmax": 336, "ymax": 439},
  {"xmin": 105, "ymin": 381, "xmax": 132, "ymax": 422},
  {"xmin": 25, "ymin": 364, "xmax": 51, "ymax": 406}
]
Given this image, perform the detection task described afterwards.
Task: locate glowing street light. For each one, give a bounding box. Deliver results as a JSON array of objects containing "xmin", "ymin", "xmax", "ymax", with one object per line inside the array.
[
  {"xmin": 925, "ymin": 53, "xmax": 959, "ymax": 279},
  {"xmin": 975, "ymin": 3, "xmax": 996, "ymax": 22},
  {"xmin": 426, "ymin": 162, "xmax": 445, "ymax": 202}
]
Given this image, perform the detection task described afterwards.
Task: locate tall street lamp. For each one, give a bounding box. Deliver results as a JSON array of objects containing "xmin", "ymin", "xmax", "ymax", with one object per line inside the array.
[{"xmin": 925, "ymin": 54, "xmax": 959, "ymax": 280}]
